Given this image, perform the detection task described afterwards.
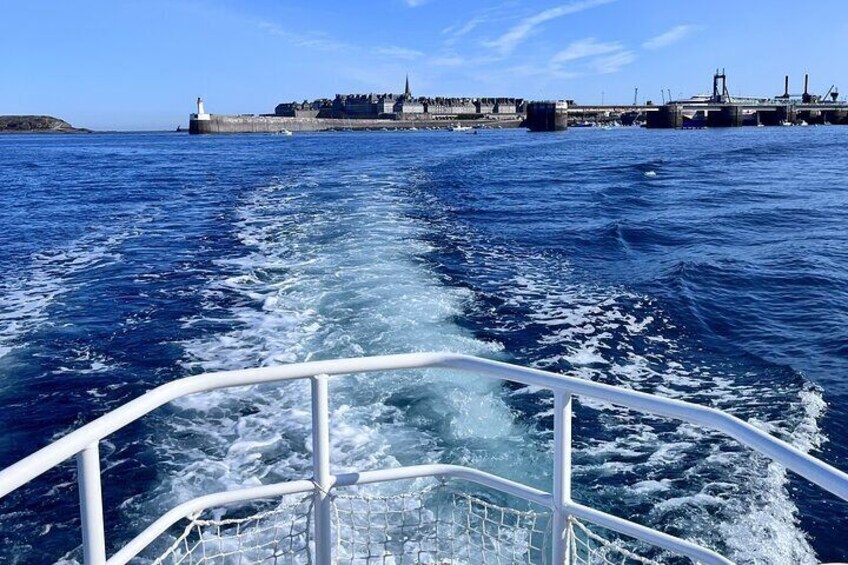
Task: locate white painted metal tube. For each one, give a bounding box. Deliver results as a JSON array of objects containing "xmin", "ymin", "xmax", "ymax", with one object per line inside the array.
[
  {"xmin": 551, "ymin": 391, "xmax": 572, "ymax": 565},
  {"xmin": 0, "ymin": 352, "xmax": 453, "ymax": 498},
  {"xmin": 335, "ymin": 464, "xmax": 553, "ymax": 508},
  {"xmin": 107, "ymin": 479, "xmax": 315, "ymax": 565},
  {"xmin": 108, "ymin": 464, "xmax": 727, "ymax": 565},
  {"xmin": 566, "ymin": 501, "xmax": 734, "ymax": 565},
  {"xmin": 77, "ymin": 444, "xmax": 107, "ymax": 565},
  {"xmin": 3, "ymin": 353, "xmax": 847, "ymax": 503},
  {"xmin": 108, "ymin": 465, "xmax": 550, "ymax": 564},
  {"xmin": 1, "ymin": 351, "xmax": 847, "ymax": 565},
  {"xmin": 311, "ymin": 375, "xmax": 332, "ymax": 565},
  {"xmin": 437, "ymin": 355, "xmax": 848, "ymax": 501}
]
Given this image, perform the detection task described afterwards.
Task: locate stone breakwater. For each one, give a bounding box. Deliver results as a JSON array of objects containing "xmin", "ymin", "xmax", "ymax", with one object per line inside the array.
[{"xmin": 189, "ymin": 114, "xmax": 523, "ymax": 134}]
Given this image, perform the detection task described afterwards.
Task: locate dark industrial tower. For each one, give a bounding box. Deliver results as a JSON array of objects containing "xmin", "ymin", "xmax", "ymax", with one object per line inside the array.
[{"xmin": 712, "ymin": 69, "xmax": 730, "ymax": 103}]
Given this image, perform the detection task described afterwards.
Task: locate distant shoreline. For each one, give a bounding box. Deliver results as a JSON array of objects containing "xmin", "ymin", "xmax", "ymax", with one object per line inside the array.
[{"xmin": 0, "ymin": 115, "xmax": 91, "ymax": 134}]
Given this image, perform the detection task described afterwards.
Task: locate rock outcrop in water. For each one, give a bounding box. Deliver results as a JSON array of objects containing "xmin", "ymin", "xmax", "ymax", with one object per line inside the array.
[{"xmin": 0, "ymin": 115, "xmax": 91, "ymax": 133}]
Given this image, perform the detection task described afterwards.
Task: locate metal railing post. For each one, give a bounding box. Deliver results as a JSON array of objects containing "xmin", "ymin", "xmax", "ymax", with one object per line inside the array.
[
  {"xmin": 551, "ymin": 390, "xmax": 572, "ymax": 565},
  {"xmin": 77, "ymin": 442, "xmax": 107, "ymax": 565},
  {"xmin": 311, "ymin": 375, "xmax": 332, "ymax": 565}
]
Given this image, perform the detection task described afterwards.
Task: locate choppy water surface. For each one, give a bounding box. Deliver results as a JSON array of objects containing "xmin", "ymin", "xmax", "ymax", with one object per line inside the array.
[{"xmin": 0, "ymin": 128, "xmax": 846, "ymax": 563}]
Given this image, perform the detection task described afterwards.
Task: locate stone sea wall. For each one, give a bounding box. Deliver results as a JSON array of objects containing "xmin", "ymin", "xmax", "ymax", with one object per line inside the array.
[{"xmin": 189, "ymin": 114, "xmax": 523, "ymax": 134}]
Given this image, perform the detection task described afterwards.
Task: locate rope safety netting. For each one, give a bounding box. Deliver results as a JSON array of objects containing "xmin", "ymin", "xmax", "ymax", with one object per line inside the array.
[{"xmin": 152, "ymin": 483, "xmax": 664, "ymax": 564}]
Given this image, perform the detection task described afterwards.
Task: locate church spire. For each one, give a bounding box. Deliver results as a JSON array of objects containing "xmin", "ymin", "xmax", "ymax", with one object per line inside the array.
[{"xmin": 404, "ymin": 74, "xmax": 411, "ymax": 97}]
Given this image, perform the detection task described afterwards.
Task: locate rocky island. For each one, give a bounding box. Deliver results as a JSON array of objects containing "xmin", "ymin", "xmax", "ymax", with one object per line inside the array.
[{"xmin": 0, "ymin": 115, "xmax": 91, "ymax": 133}]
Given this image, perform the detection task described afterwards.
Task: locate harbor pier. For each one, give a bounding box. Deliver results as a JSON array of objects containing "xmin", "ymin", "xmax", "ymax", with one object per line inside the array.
[
  {"xmin": 187, "ymin": 71, "xmax": 846, "ymax": 134},
  {"xmin": 569, "ymin": 101, "xmax": 848, "ymax": 129},
  {"xmin": 525, "ymin": 101, "xmax": 569, "ymax": 131},
  {"xmin": 566, "ymin": 71, "xmax": 847, "ymax": 129},
  {"xmin": 646, "ymin": 104, "xmax": 682, "ymax": 129}
]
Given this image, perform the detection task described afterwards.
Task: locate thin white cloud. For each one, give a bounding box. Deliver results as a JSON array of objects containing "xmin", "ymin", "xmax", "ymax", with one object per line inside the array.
[
  {"xmin": 258, "ymin": 21, "xmax": 286, "ymax": 36},
  {"xmin": 642, "ymin": 25, "xmax": 695, "ymax": 50},
  {"xmin": 430, "ymin": 56, "xmax": 466, "ymax": 67},
  {"xmin": 483, "ymin": 0, "xmax": 616, "ymax": 55},
  {"xmin": 549, "ymin": 37, "xmax": 635, "ymax": 75},
  {"xmin": 258, "ymin": 21, "xmax": 350, "ymax": 51},
  {"xmin": 551, "ymin": 38, "xmax": 623, "ymax": 65},
  {"xmin": 442, "ymin": 17, "xmax": 485, "ymax": 45},
  {"xmin": 589, "ymin": 50, "xmax": 636, "ymax": 73},
  {"xmin": 443, "ymin": 18, "xmax": 482, "ymax": 37},
  {"xmin": 405, "ymin": 0, "xmax": 431, "ymax": 6},
  {"xmin": 508, "ymin": 64, "xmax": 580, "ymax": 80},
  {"xmin": 376, "ymin": 46, "xmax": 425, "ymax": 60}
]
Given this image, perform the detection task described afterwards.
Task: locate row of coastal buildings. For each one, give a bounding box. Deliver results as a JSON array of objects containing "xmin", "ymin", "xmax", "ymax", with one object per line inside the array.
[{"xmin": 275, "ymin": 76, "xmax": 526, "ymax": 120}]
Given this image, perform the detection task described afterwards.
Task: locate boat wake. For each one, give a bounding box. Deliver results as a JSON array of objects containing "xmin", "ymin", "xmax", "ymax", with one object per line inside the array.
[
  {"xmin": 134, "ymin": 165, "xmax": 549, "ymax": 554},
  {"xmin": 124, "ymin": 155, "xmax": 830, "ymax": 563},
  {"xmin": 0, "ymin": 227, "xmax": 137, "ymax": 361},
  {"xmin": 428, "ymin": 237, "xmax": 824, "ymax": 564},
  {"xmin": 0, "ymin": 134, "xmax": 832, "ymax": 564}
]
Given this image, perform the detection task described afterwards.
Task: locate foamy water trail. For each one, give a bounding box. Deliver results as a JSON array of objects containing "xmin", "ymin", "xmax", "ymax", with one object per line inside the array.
[
  {"xmin": 138, "ymin": 155, "xmax": 827, "ymax": 563},
  {"xmin": 2, "ymin": 131, "xmax": 844, "ymax": 564},
  {"xmin": 449, "ymin": 244, "xmax": 825, "ymax": 563},
  {"xmin": 0, "ymin": 228, "xmax": 137, "ymax": 360},
  {"xmin": 139, "ymin": 166, "xmax": 547, "ymax": 538}
]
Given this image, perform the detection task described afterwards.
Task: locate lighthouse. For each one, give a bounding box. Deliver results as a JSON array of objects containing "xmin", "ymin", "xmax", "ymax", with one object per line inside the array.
[{"xmin": 193, "ymin": 97, "xmax": 210, "ymax": 121}]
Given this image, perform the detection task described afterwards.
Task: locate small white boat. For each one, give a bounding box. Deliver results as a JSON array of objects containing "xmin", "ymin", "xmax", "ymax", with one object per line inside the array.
[
  {"xmin": 797, "ymin": 120, "xmax": 809, "ymax": 127},
  {"xmin": 277, "ymin": 129, "xmax": 293, "ymax": 136},
  {"xmin": 780, "ymin": 120, "xmax": 793, "ymax": 127},
  {"xmin": 451, "ymin": 124, "xmax": 472, "ymax": 132}
]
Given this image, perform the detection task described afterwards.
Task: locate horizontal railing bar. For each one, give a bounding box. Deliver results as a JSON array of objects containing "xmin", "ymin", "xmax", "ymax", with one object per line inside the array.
[
  {"xmin": 1, "ymin": 352, "xmax": 846, "ymax": 563},
  {"xmin": 334, "ymin": 464, "xmax": 553, "ymax": 508},
  {"xmin": 566, "ymin": 501, "xmax": 733, "ymax": 565},
  {"xmin": 110, "ymin": 464, "xmax": 547, "ymax": 565},
  {"xmin": 436, "ymin": 356, "xmax": 848, "ymax": 502},
  {"xmin": 2, "ymin": 353, "xmax": 847, "ymax": 504},
  {"xmin": 109, "ymin": 464, "xmax": 724, "ymax": 565},
  {"xmin": 107, "ymin": 479, "xmax": 316, "ymax": 565},
  {"xmin": 0, "ymin": 353, "xmax": 454, "ymax": 498},
  {"xmin": 109, "ymin": 465, "xmax": 550, "ymax": 564}
]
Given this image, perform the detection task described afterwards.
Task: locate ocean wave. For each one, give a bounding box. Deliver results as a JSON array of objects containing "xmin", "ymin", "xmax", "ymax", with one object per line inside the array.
[
  {"xmin": 0, "ymin": 228, "xmax": 135, "ymax": 360},
  {"xmin": 450, "ymin": 245, "xmax": 824, "ymax": 563}
]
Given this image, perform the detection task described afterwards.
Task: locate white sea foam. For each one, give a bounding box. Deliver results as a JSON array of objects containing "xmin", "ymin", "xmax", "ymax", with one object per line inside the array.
[
  {"xmin": 717, "ymin": 382, "xmax": 826, "ymax": 565},
  {"xmin": 453, "ymin": 246, "xmax": 826, "ymax": 563},
  {"xmin": 0, "ymin": 229, "xmax": 134, "ymax": 360},
  {"xmin": 128, "ymin": 160, "xmax": 827, "ymax": 563},
  {"xmin": 144, "ymin": 168, "xmax": 545, "ymax": 530}
]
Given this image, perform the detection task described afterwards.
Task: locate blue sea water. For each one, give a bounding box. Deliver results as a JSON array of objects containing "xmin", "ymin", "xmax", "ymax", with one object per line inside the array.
[{"xmin": 0, "ymin": 128, "xmax": 846, "ymax": 563}]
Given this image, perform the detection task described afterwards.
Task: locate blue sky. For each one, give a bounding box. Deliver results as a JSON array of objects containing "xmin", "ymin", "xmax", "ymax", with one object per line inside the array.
[{"xmin": 3, "ymin": 0, "xmax": 847, "ymax": 130}]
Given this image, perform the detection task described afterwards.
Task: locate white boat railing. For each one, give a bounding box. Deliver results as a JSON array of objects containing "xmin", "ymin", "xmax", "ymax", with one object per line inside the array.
[{"xmin": 1, "ymin": 352, "xmax": 847, "ymax": 564}]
